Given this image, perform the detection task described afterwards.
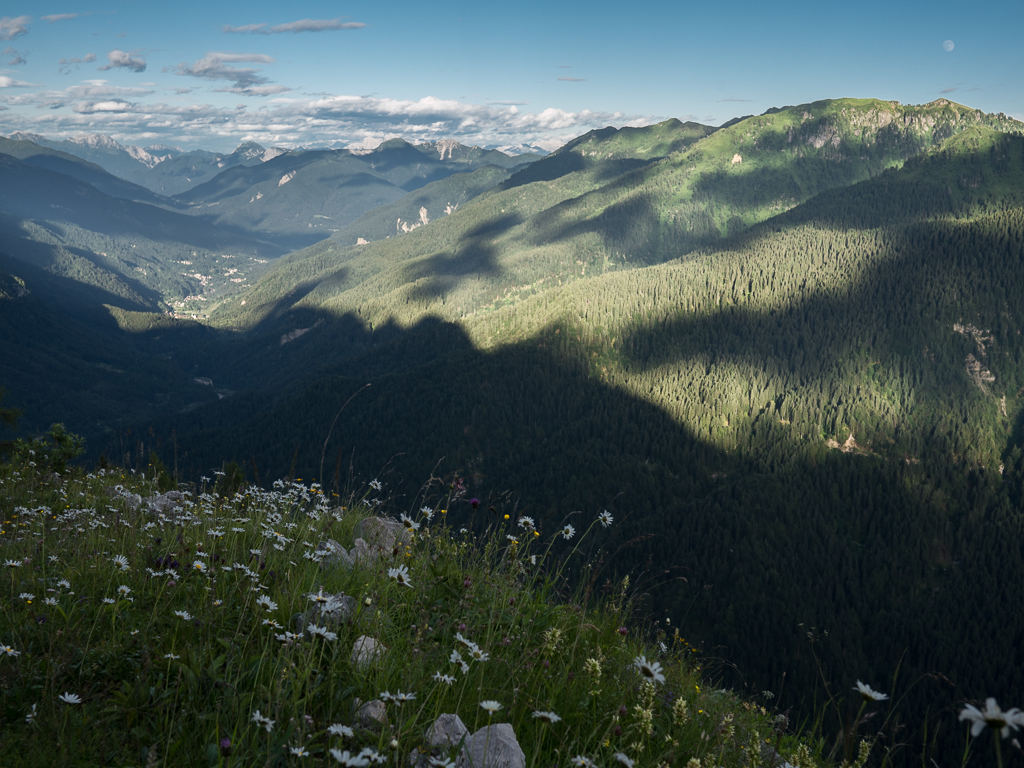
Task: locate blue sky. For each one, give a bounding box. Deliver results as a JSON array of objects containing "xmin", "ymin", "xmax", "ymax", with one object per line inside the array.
[{"xmin": 1, "ymin": 0, "xmax": 1021, "ymax": 152}]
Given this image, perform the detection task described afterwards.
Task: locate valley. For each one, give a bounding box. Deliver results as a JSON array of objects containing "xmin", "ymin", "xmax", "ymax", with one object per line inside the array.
[{"xmin": 3, "ymin": 97, "xmax": 1024, "ymax": 761}]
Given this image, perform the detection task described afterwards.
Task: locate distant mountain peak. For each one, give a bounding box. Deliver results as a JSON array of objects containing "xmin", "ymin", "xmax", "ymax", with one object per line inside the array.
[
  {"xmin": 232, "ymin": 141, "xmax": 288, "ymax": 163},
  {"xmin": 68, "ymin": 133, "xmax": 125, "ymax": 150},
  {"xmin": 8, "ymin": 131, "xmax": 48, "ymax": 144}
]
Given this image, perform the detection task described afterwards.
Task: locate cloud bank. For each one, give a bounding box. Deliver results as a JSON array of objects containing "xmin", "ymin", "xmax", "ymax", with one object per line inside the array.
[
  {"xmin": 0, "ymin": 89, "xmax": 651, "ymax": 153},
  {"xmin": 223, "ymin": 18, "xmax": 365, "ymax": 34}
]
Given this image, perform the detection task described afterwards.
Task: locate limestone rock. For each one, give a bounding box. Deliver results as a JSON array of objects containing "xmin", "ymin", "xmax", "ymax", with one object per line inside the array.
[
  {"xmin": 456, "ymin": 723, "xmax": 525, "ymax": 768},
  {"xmin": 353, "ymin": 698, "xmax": 388, "ymax": 729},
  {"xmin": 316, "ymin": 535, "xmax": 382, "ymax": 571},
  {"xmin": 315, "ymin": 539, "xmax": 354, "ymax": 568},
  {"xmin": 427, "ymin": 713, "xmax": 469, "ymax": 749},
  {"xmin": 354, "ymin": 516, "xmax": 411, "ymax": 555},
  {"xmin": 351, "ymin": 635, "xmax": 386, "ymax": 668},
  {"xmin": 293, "ymin": 591, "xmax": 355, "ymax": 633}
]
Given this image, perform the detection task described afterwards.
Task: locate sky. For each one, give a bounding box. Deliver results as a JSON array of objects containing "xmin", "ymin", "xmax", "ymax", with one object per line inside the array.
[{"xmin": 0, "ymin": 0, "xmax": 1021, "ymax": 153}]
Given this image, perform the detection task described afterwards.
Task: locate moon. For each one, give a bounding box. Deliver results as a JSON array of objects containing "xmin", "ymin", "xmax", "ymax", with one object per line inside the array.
[{"xmin": 943, "ymin": 40, "xmax": 955, "ymax": 52}]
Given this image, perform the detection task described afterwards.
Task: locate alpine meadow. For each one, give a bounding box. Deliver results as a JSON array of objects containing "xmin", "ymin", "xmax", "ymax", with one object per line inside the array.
[{"xmin": 4, "ymin": 43, "xmax": 1024, "ymax": 766}]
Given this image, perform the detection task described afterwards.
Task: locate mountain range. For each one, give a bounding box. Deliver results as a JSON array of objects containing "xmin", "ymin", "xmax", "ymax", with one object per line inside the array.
[{"xmin": 3, "ymin": 97, "xmax": 1024, "ymax": 762}]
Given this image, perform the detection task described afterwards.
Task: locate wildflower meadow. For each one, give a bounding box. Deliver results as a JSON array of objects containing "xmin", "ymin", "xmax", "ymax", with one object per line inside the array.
[{"xmin": 0, "ymin": 437, "xmax": 1021, "ymax": 767}]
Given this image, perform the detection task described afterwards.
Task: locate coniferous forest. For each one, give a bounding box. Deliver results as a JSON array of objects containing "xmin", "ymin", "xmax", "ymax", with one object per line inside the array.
[{"xmin": 3, "ymin": 98, "xmax": 1024, "ymax": 763}]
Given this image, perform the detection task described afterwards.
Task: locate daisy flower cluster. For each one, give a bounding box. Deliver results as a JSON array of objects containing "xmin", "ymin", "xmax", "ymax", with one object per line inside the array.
[{"xmin": 1, "ymin": 457, "xmax": 791, "ymax": 766}]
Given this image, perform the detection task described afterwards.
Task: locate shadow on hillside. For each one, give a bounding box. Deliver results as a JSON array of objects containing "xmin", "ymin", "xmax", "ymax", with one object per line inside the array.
[{"xmin": 397, "ymin": 214, "xmax": 517, "ymax": 303}]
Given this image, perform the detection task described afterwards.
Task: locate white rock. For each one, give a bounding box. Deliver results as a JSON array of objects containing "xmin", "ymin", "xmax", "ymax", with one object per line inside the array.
[
  {"xmin": 354, "ymin": 698, "xmax": 388, "ymax": 728},
  {"xmin": 427, "ymin": 713, "xmax": 469, "ymax": 749},
  {"xmin": 351, "ymin": 635, "xmax": 386, "ymax": 668},
  {"xmin": 456, "ymin": 723, "xmax": 525, "ymax": 768}
]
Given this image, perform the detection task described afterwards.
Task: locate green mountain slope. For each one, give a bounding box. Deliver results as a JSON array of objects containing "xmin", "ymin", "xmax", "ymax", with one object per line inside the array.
[
  {"xmin": 0, "ymin": 252, "xmax": 220, "ymax": 437},
  {"xmin": 120, "ymin": 128, "xmax": 1024, "ymax": 763},
  {"xmin": 216, "ymin": 100, "xmax": 1023, "ymax": 334},
  {"xmin": 0, "ymin": 154, "xmax": 283, "ymax": 313},
  {"xmin": 173, "ymin": 140, "xmax": 536, "ymax": 251},
  {"xmin": 0, "ymin": 137, "xmax": 173, "ymax": 207},
  {"xmin": 324, "ymin": 165, "xmax": 519, "ymax": 247}
]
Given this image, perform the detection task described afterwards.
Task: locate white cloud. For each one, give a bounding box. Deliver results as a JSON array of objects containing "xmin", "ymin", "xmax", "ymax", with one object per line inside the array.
[
  {"xmin": 98, "ymin": 49, "xmax": 146, "ymax": 73},
  {"xmin": 223, "ymin": 18, "xmax": 365, "ymax": 34},
  {"xmin": 42, "ymin": 14, "xmax": 79, "ymax": 23},
  {"xmin": 58, "ymin": 52, "xmax": 96, "ymax": 74},
  {"xmin": 73, "ymin": 99, "xmax": 132, "ymax": 113},
  {"xmin": 3, "ymin": 46, "xmax": 25, "ymax": 65},
  {"xmin": 172, "ymin": 52, "xmax": 286, "ymax": 95},
  {"xmin": 0, "ymin": 89, "xmax": 651, "ymax": 154},
  {"xmin": 0, "ymin": 75, "xmax": 38, "ymax": 88},
  {"xmin": 0, "ymin": 16, "xmax": 30, "ymax": 41},
  {"xmin": 558, "ymin": 77, "xmax": 585, "ymax": 82}
]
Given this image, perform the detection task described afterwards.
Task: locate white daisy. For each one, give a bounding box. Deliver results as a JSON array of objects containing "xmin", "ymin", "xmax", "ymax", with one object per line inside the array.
[
  {"xmin": 598, "ymin": 510, "xmax": 613, "ymax": 528},
  {"xmin": 330, "ymin": 750, "xmax": 370, "ymax": 767},
  {"xmin": 328, "ymin": 723, "xmax": 354, "ymax": 738},
  {"xmin": 560, "ymin": 524, "xmax": 575, "ymax": 540},
  {"xmin": 388, "ymin": 565, "xmax": 413, "ymax": 587},
  {"xmin": 635, "ymin": 655, "xmax": 666, "ymax": 685},
  {"xmin": 1, "ymin": 645, "xmax": 20, "ymax": 657},
  {"xmin": 613, "ymin": 753, "xmax": 634, "ymax": 768},
  {"xmin": 480, "ymin": 700, "xmax": 502, "ymax": 714},
  {"xmin": 59, "ymin": 692, "xmax": 81, "ymax": 704},
  {"xmin": 959, "ymin": 698, "xmax": 1024, "ymax": 738},
  {"xmin": 251, "ymin": 709, "xmax": 275, "ymax": 732},
  {"xmin": 255, "ymin": 595, "xmax": 278, "ymax": 611},
  {"xmin": 433, "ymin": 672, "xmax": 456, "ymax": 685},
  {"xmin": 307, "ymin": 624, "xmax": 338, "ymax": 641},
  {"xmin": 400, "ymin": 513, "xmax": 420, "ymax": 531},
  {"xmin": 174, "ymin": 610, "xmax": 192, "ymax": 621},
  {"xmin": 532, "ymin": 710, "xmax": 562, "ymax": 723},
  {"xmin": 853, "ymin": 681, "xmax": 888, "ymax": 702},
  {"xmin": 112, "ymin": 554, "xmax": 129, "ymax": 571}
]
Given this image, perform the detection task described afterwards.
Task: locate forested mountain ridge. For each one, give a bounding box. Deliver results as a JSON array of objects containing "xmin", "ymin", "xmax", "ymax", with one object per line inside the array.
[
  {"xmin": 171, "ymin": 139, "xmax": 537, "ymax": 250},
  {"xmin": 4, "ymin": 101, "xmax": 1024, "ymax": 764},
  {"xmin": 7, "ymin": 131, "xmax": 286, "ymax": 195},
  {"xmin": 125, "ymin": 127, "xmax": 1024, "ymax": 763},
  {"xmin": 204, "ymin": 99, "xmax": 1024, "ymax": 353},
  {"xmin": 0, "ymin": 135, "xmax": 174, "ymax": 208},
  {"xmin": 0, "ymin": 152, "xmax": 283, "ymax": 315}
]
